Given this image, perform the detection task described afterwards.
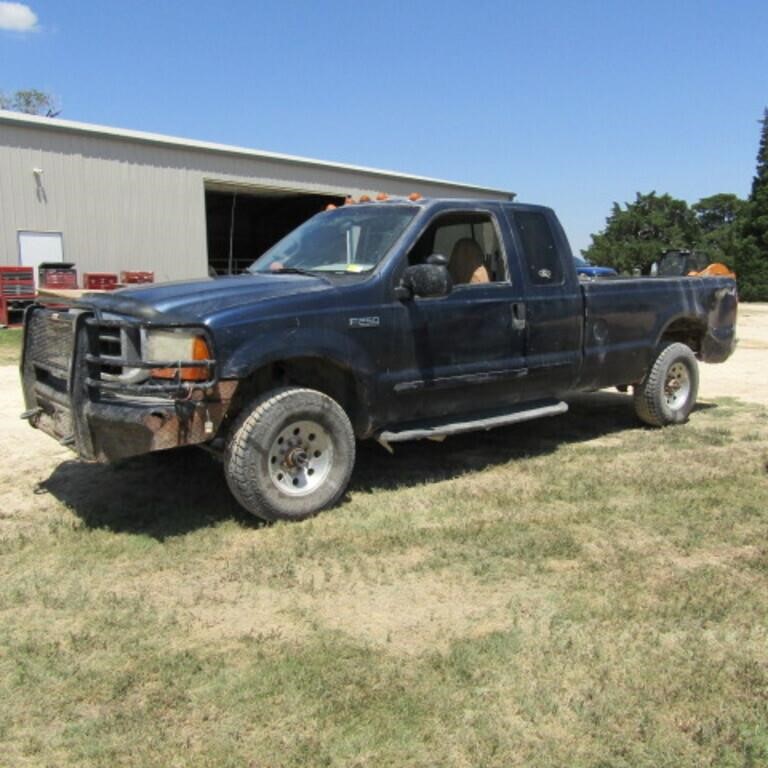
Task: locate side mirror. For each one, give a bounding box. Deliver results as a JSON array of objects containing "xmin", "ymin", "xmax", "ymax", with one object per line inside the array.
[{"xmin": 397, "ymin": 254, "xmax": 452, "ymax": 300}]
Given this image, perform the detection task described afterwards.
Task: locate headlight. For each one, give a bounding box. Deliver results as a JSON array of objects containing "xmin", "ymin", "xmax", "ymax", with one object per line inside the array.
[{"xmin": 143, "ymin": 329, "xmax": 212, "ymax": 382}]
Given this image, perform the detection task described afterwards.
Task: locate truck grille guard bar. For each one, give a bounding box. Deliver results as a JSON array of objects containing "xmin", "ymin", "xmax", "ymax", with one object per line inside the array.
[
  {"xmin": 84, "ymin": 364, "xmax": 217, "ymax": 395},
  {"xmin": 82, "ymin": 314, "xmax": 218, "ymax": 396}
]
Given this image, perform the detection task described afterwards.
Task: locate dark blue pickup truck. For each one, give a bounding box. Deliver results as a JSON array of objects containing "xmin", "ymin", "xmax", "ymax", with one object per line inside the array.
[{"xmin": 21, "ymin": 197, "xmax": 738, "ymax": 521}]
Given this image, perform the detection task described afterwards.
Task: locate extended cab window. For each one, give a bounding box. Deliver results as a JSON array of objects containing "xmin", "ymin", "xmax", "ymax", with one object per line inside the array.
[
  {"xmin": 512, "ymin": 211, "xmax": 563, "ymax": 286},
  {"xmin": 408, "ymin": 212, "xmax": 507, "ymax": 285}
]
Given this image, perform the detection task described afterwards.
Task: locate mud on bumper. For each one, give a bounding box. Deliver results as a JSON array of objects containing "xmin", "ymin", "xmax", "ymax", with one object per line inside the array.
[
  {"xmin": 26, "ymin": 384, "xmax": 238, "ymax": 462},
  {"xmin": 21, "ymin": 305, "xmax": 238, "ymax": 462}
]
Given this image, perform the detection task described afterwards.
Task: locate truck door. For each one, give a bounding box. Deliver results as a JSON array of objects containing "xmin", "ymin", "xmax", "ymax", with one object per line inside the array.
[
  {"xmin": 504, "ymin": 205, "xmax": 583, "ymax": 397},
  {"xmin": 383, "ymin": 207, "xmax": 528, "ymax": 424}
]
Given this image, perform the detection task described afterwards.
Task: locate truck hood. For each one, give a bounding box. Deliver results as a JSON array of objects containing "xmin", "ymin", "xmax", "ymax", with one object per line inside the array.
[{"xmin": 80, "ymin": 273, "xmax": 334, "ymax": 323}]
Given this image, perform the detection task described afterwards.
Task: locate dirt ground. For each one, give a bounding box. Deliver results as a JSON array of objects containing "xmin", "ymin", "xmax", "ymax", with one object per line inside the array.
[
  {"xmin": 697, "ymin": 302, "xmax": 768, "ymax": 405},
  {"xmin": 0, "ymin": 303, "xmax": 766, "ymax": 527}
]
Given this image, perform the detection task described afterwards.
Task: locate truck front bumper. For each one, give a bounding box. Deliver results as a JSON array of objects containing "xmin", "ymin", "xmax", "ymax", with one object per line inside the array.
[
  {"xmin": 26, "ymin": 383, "xmax": 238, "ymax": 462},
  {"xmin": 21, "ymin": 305, "xmax": 239, "ymax": 462}
]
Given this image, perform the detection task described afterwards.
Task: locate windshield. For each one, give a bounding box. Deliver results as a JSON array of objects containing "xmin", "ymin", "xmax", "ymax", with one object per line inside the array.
[
  {"xmin": 249, "ymin": 205, "xmax": 419, "ymax": 275},
  {"xmin": 573, "ymin": 256, "xmax": 590, "ymax": 267}
]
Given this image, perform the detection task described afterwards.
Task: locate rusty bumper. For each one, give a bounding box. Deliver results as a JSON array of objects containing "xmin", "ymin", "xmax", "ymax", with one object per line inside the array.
[{"xmin": 29, "ymin": 381, "xmax": 239, "ymax": 463}]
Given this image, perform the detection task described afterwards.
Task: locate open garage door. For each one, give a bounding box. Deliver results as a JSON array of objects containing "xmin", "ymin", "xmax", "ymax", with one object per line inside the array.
[{"xmin": 205, "ymin": 187, "xmax": 344, "ymax": 276}]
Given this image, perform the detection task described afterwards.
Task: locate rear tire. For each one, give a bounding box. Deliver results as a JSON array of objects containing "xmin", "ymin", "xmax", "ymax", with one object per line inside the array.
[
  {"xmin": 224, "ymin": 387, "xmax": 355, "ymax": 522},
  {"xmin": 633, "ymin": 342, "xmax": 699, "ymax": 426}
]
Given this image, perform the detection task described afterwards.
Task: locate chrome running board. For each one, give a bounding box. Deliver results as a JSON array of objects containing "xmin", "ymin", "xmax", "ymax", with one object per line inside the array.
[{"xmin": 376, "ymin": 399, "xmax": 568, "ymax": 453}]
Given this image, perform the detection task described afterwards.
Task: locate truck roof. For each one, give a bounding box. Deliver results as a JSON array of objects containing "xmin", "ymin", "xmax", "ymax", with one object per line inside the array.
[{"xmin": 333, "ymin": 195, "xmax": 541, "ymax": 211}]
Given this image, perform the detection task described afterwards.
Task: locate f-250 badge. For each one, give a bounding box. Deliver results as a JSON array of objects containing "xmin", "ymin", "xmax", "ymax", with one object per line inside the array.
[{"xmin": 349, "ymin": 316, "xmax": 380, "ymax": 328}]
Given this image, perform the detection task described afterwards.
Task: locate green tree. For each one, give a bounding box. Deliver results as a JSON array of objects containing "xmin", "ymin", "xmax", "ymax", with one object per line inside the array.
[
  {"xmin": 584, "ymin": 191, "xmax": 701, "ymax": 274},
  {"xmin": 0, "ymin": 89, "xmax": 60, "ymax": 116},
  {"xmin": 693, "ymin": 193, "xmax": 746, "ymax": 233},
  {"xmin": 738, "ymin": 108, "xmax": 768, "ymax": 300},
  {"xmin": 692, "ymin": 193, "xmax": 747, "ymax": 269}
]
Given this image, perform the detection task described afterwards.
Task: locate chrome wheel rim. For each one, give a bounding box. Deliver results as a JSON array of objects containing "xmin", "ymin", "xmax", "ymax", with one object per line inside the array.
[
  {"xmin": 664, "ymin": 362, "xmax": 691, "ymax": 410},
  {"xmin": 267, "ymin": 420, "xmax": 333, "ymax": 497}
]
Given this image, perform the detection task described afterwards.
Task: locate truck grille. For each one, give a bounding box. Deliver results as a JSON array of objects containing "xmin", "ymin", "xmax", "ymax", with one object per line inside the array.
[
  {"xmin": 26, "ymin": 309, "xmax": 215, "ymax": 399},
  {"xmin": 22, "ymin": 307, "xmax": 78, "ymax": 443},
  {"xmin": 85, "ymin": 318, "xmax": 144, "ymax": 384},
  {"xmin": 95, "ymin": 324, "xmax": 125, "ymax": 376},
  {"xmin": 97, "ymin": 326, "xmax": 122, "ymax": 357},
  {"xmin": 26, "ymin": 309, "xmax": 76, "ymax": 375}
]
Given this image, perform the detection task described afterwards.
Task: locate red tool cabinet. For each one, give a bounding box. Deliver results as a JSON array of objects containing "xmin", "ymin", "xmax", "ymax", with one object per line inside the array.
[
  {"xmin": 120, "ymin": 270, "xmax": 154, "ymax": 284},
  {"xmin": 0, "ymin": 266, "xmax": 36, "ymax": 326},
  {"xmin": 84, "ymin": 272, "xmax": 119, "ymax": 290}
]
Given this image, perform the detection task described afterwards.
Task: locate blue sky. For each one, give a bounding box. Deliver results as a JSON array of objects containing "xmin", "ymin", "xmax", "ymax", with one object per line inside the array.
[{"xmin": 2, "ymin": 0, "xmax": 767, "ymax": 252}]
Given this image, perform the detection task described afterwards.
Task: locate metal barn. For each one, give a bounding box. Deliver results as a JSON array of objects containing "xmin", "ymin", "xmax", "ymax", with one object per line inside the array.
[{"xmin": 0, "ymin": 110, "xmax": 512, "ymax": 283}]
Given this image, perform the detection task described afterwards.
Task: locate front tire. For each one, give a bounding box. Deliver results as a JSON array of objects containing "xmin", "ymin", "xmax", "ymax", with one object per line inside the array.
[
  {"xmin": 224, "ymin": 387, "xmax": 355, "ymax": 522},
  {"xmin": 633, "ymin": 342, "xmax": 699, "ymax": 426}
]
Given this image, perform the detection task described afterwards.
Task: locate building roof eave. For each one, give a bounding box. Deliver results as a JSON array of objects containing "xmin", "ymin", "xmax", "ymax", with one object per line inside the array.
[{"xmin": 0, "ymin": 110, "xmax": 514, "ymax": 199}]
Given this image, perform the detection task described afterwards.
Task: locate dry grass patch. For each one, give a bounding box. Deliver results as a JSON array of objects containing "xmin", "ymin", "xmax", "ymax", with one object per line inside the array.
[{"xmin": 1, "ymin": 394, "xmax": 768, "ymax": 766}]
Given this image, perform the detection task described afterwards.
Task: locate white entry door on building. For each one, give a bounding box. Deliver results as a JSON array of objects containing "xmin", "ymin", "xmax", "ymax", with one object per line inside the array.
[{"xmin": 18, "ymin": 231, "xmax": 64, "ymax": 286}]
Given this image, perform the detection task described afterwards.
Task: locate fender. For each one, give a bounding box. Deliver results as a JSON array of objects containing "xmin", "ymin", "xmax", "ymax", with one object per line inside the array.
[
  {"xmin": 653, "ymin": 312, "xmax": 707, "ymax": 348},
  {"xmin": 221, "ymin": 324, "xmax": 375, "ymax": 379},
  {"xmin": 219, "ymin": 324, "xmax": 379, "ymax": 432},
  {"xmin": 651, "ymin": 277, "xmax": 737, "ymax": 362}
]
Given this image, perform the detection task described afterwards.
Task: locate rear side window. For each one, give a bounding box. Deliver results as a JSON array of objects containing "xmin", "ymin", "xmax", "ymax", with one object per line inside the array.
[{"xmin": 512, "ymin": 211, "xmax": 563, "ymax": 285}]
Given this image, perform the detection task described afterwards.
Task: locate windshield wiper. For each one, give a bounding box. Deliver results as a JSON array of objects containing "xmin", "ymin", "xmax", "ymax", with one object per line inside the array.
[
  {"xmin": 256, "ymin": 266, "xmax": 332, "ymax": 282},
  {"xmin": 267, "ymin": 266, "xmax": 317, "ymax": 276}
]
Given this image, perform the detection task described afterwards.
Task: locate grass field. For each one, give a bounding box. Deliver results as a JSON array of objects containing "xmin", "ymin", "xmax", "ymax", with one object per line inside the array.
[
  {"xmin": 1, "ymin": 389, "xmax": 767, "ymax": 767},
  {"xmin": 0, "ymin": 328, "xmax": 22, "ymax": 365}
]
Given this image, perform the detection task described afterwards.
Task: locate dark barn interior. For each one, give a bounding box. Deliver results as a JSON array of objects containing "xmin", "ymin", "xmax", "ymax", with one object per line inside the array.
[{"xmin": 205, "ymin": 188, "xmax": 345, "ymax": 276}]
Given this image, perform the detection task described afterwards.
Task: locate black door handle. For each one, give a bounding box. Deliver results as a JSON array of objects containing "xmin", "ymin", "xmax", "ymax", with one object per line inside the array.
[{"xmin": 511, "ymin": 302, "xmax": 526, "ymax": 331}]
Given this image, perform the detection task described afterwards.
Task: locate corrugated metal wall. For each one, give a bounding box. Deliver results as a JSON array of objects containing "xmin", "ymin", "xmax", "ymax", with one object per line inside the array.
[{"xmin": 0, "ymin": 119, "xmax": 508, "ymax": 281}]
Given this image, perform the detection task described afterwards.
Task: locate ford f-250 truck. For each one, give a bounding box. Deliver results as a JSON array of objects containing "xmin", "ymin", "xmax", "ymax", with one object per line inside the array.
[{"xmin": 20, "ymin": 198, "xmax": 738, "ymax": 521}]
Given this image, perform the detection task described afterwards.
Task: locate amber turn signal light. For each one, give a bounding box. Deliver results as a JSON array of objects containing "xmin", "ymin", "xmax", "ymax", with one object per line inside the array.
[{"xmin": 152, "ymin": 336, "xmax": 212, "ymax": 382}]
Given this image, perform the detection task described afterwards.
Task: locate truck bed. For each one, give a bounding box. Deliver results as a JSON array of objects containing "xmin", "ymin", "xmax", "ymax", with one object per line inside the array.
[{"xmin": 577, "ymin": 275, "xmax": 738, "ymax": 390}]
